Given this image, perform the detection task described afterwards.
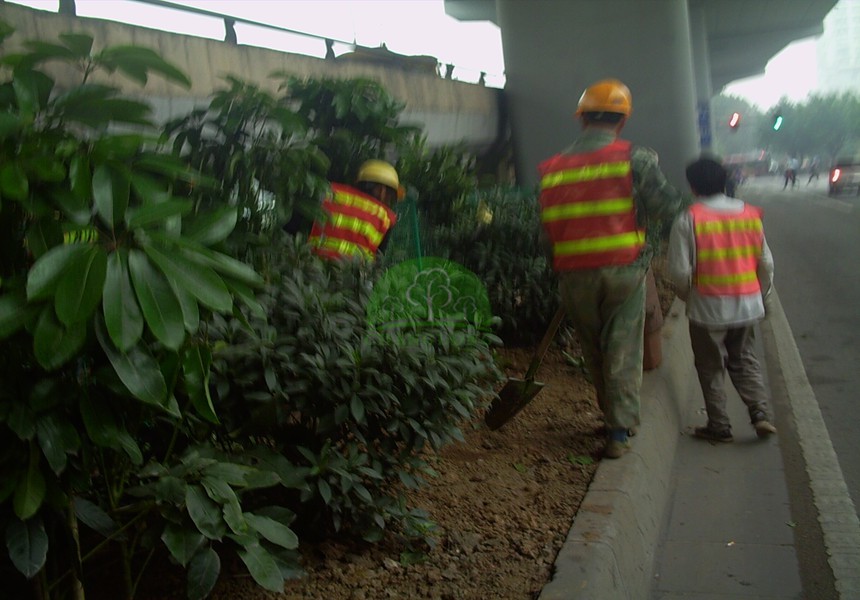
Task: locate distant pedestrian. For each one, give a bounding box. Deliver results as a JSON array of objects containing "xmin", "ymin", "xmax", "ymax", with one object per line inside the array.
[
  {"xmin": 783, "ymin": 157, "xmax": 799, "ymax": 189},
  {"xmin": 807, "ymin": 156, "xmax": 820, "ymax": 184},
  {"xmin": 668, "ymin": 157, "xmax": 777, "ymax": 443}
]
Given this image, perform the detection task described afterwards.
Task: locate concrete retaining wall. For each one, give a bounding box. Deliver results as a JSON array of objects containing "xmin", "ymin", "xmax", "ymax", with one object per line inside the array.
[{"xmin": 0, "ymin": 3, "xmax": 500, "ymax": 149}]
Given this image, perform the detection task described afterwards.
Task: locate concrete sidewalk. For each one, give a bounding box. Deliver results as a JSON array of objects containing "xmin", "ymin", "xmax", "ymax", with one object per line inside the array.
[{"xmin": 539, "ymin": 294, "xmax": 860, "ymax": 600}]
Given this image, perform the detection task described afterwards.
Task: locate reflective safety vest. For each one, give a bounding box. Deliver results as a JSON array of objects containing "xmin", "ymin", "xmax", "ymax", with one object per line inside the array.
[
  {"xmin": 691, "ymin": 202, "xmax": 763, "ymax": 296},
  {"xmin": 538, "ymin": 140, "xmax": 644, "ymax": 270},
  {"xmin": 308, "ymin": 183, "xmax": 396, "ymax": 261}
]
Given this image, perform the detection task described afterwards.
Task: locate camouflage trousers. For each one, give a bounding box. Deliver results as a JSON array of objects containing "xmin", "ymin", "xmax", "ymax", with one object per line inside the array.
[{"xmin": 558, "ymin": 265, "xmax": 647, "ymax": 431}]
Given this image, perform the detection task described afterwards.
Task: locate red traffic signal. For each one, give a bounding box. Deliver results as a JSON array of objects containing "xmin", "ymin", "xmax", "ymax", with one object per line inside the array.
[{"xmin": 729, "ymin": 112, "xmax": 741, "ymax": 129}]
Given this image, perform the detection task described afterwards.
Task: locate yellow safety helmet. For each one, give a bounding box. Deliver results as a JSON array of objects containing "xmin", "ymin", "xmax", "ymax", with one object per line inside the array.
[
  {"xmin": 356, "ymin": 159, "xmax": 406, "ymax": 200},
  {"xmin": 575, "ymin": 79, "xmax": 632, "ymax": 117}
]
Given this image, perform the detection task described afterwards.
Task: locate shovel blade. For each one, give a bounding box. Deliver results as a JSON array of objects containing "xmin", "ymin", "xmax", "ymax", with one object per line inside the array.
[{"xmin": 484, "ymin": 377, "xmax": 546, "ymax": 430}]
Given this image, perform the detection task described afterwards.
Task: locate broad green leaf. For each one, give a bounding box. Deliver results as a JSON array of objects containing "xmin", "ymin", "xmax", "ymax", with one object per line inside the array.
[
  {"xmin": 222, "ymin": 498, "xmax": 247, "ymax": 536},
  {"xmin": 185, "ymin": 485, "xmax": 225, "ymax": 541},
  {"xmin": 7, "ymin": 402, "xmax": 36, "ymax": 440},
  {"xmin": 92, "ymin": 164, "xmax": 129, "ymax": 229},
  {"xmin": 202, "ymin": 463, "xmax": 254, "ymax": 487},
  {"xmin": 0, "ymin": 292, "xmax": 39, "ymax": 338},
  {"xmin": 144, "ymin": 242, "xmax": 232, "ymax": 313},
  {"xmin": 161, "ymin": 523, "xmax": 204, "ymax": 567},
  {"xmin": 25, "ymin": 219, "xmax": 63, "ymax": 260},
  {"xmin": 127, "ymin": 200, "xmax": 192, "ymax": 228},
  {"xmin": 33, "ymin": 306, "xmax": 86, "ymax": 371},
  {"xmin": 0, "ymin": 162, "xmax": 29, "ymax": 200},
  {"xmin": 73, "ymin": 497, "xmax": 120, "ymax": 539},
  {"xmin": 226, "ymin": 280, "xmax": 265, "ymax": 319},
  {"xmin": 135, "ymin": 152, "xmax": 204, "ymax": 184},
  {"xmin": 317, "ymin": 479, "xmax": 332, "ymax": 505},
  {"xmin": 53, "ymin": 189, "xmax": 91, "ymax": 225},
  {"xmin": 96, "ymin": 45, "xmax": 191, "ymax": 88},
  {"xmin": 245, "ymin": 513, "xmax": 299, "ymax": 550},
  {"xmin": 169, "ymin": 279, "xmax": 199, "ymax": 333},
  {"xmin": 183, "ymin": 207, "xmax": 238, "ymax": 245},
  {"xmin": 237, "ymin": 542, "xmax": 284, "ymax": 593},
  {"xmin": 36, "ymin": 414, "xmax": 69, "ymax": 474},
  {"xmin": 69, "ymin": 154, "xmax": 92, "ymax": 201},
  {"xmin": 78, "ymin": 394, "xmax": 123, "ymax": 449},
  {"xmin": 130, "ymin": 172, "xmax": 170, "ymax": 205},
  {"xmin": 5, "ymin": 516, "xmax": 48, "ymax": 579},
  {"xmin": 103, "ymin": 250, "xmax": 144, "ymax": 351},
  {"xmin": 200, "ymin": 476, "xmax": 236, "ymax": 505},
  {"xmin": 55, "ymin": 245, "xmax": 108, "ymax": 325},
  {"xmin": 13, "ymin": 447, "xmax": 45, "ymax": 520},
  {"xmin": 350, "ymin": 396, "xmax": 365, "ymax": 423},
  {"xmin": 0, "ymin": 111, "xmax": 21, "ymax": 139},
  {"xmin": 59, "ymin": 33, "xmax": 94, "ymax": 57},
  {"xmin": 181, "ymin": 246, "xmax": 264, "ymax": 288},
  {"xmin": 27, "ymin": 243, "xmax": 87, "ymax": 301},
  {"xmin": 95, "ymin": 317, "xmax": 168, "ymax": 407},
  {"xmin": 128, "ymin": 249, "xmax": 185, "ymax": 350},
  {"xmin": 187, "ymin": 546, "xmax": 220, "ymax": 600},
  {"xmin": 183, "ymin": 345, "xmax": 218, "ymax": 424}
]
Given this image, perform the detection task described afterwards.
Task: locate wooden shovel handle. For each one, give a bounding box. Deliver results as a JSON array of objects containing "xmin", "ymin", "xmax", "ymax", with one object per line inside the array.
[{"xmin": 522, "ymin": 305, "xmax": 565, "ymax": 381}]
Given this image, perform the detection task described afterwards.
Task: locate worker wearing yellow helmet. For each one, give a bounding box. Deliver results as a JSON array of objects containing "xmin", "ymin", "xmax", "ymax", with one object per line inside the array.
[
  {"xmin": 537, "ymin": 78, "xmax": 684, "ymax": 459},
  {"xmin": 309, "ymin": 159, "xmax": 405, "ymax": 261}
]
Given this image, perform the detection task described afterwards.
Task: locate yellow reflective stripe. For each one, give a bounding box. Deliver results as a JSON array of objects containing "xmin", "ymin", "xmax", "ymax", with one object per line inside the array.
[
  {"xmin": 698, "ymin": 245, "xmax": 761, "ymax": 261},
  {"xmin": 553, "ymin": 231, "xmax": 645, "ymax": 256},
  {"xmin": 542, "ymin": 197, "xmax": 633, "ymax": 222},
  {"xmin": 309, "ymin": 236, "xmax": 374, "ymax": 261},
  {"xmin": 541, "ymin": 161, "xmax": 630, "ymax": 189},
  {"xmin": 694, "ymin": 218, "xmax": 762, "ymax": 235},
  {"xmin": 334, "ymin": 190, "xmax": 392, "ymax": 230},
  {"xmin": 697, "ymin": 271, "xmax": 758, "ymax": 286},
  {"xmin": 63, "ymin": 228, "xmax": 99, "ymax": 243},
  {"xmin": 327, "ymin": 213, "xmax": 385, "ymax": 246}
]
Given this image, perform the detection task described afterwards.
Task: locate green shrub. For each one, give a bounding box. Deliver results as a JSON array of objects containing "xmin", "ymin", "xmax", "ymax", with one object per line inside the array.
[
  {"xmin": 208, "ymin": 235, "xmax": 503, "ymax": 543},
  {"xmin": 424, "ymin": 187, "xmax": 559, "ymax": 345}
]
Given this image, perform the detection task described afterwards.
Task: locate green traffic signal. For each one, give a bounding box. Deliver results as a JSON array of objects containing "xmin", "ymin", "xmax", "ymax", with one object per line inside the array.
[{"xmin": 773, "ymin": 114, "xmax": 783, "ymax": 131}]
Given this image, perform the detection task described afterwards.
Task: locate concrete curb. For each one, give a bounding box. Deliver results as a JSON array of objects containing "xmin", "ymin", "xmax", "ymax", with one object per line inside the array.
[
  {"xmin": 761, "ymin": 293, "xmax": 860, "ymax": 598},
  {"xmin": 539, "ymin": 299, "xmax": 697, "ymax": 600}
]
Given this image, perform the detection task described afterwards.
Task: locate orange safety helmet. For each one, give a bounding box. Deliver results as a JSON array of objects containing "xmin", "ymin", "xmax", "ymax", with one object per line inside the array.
[{"xmin": 575, "ymin": 79, "xmax": 632, "ymax": 117}]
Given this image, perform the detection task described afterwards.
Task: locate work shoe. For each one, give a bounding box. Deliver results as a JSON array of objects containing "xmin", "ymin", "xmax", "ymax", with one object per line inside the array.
[
  {"xmin": 753, "ymin": 419, "xmax": 778, "ymax": 438},
  {"xmin": 693, "ymin": 426, "xmax": 733, "ymax": 443},
  {"xmin": 604, "ymin": 428, "xmax": 630, "ymax": 459},
  {"xmin": 604, "ymin": 439, "xmax": 630, "ymax": 459}
]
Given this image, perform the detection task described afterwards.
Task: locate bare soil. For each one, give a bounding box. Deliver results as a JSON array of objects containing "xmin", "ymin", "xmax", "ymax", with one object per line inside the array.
[
  {"xmin": 140, "ymin": 258, "xmax": 676, "ymax": 600},
  {"xmin": 212, "ymin": 345, "xmax": 603, "ymax": 600},
  {"xmin": 205, "ymin": 263, "xmax": 675, "ymax": 600}
]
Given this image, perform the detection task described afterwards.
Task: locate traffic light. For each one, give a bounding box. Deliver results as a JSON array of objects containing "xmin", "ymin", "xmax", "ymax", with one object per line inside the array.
[
  {"xmin": 729, "ymin": 112, "xmax": 741, "ymax": 130},
  {"xmin": 772, "ymin": 113, "xmax": 783, "ymax": 131}
]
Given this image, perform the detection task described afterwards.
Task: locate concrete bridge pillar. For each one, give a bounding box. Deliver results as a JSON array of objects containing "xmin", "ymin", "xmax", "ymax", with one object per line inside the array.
[
  {"xmin": 690, "ymin": 4, "xmax": 715, "ymax": 151},
  {"xmin": 496, "ymin": 0, "xmax": 699, "ymax": 188}
]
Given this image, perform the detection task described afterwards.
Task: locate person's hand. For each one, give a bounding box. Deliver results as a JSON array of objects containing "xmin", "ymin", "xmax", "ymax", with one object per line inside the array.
[{"xmin": 763, "ymin": 291, "xmax": 776, "ymax": 320}]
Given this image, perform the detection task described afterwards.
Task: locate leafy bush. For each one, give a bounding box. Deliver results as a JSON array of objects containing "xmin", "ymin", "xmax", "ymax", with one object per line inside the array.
[
  {"xmin": 424, "ymin": 187, "xmax": 559, "ymax": 345},
  {"xmin": 162, "ymin": 76, "xmax": 331, "ymax": 246},
  {"xmin": 208, "ymin": 235, "xmax": 503, "ymax": 543},
  {"xmin": 0, "ymin": 24, "xmax": 305, "ymax": 599}
]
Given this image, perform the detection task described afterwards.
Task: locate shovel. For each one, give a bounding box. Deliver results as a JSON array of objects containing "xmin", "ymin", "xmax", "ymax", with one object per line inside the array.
[{"xmin": 484, "ymin": 306, "xmax": 566, "ymax": 430}]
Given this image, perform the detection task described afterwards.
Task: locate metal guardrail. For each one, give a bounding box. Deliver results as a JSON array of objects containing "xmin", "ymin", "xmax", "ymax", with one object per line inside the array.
[{"xmin": 47, "ymin": 0, "xmax": 502, "ymax": 86}]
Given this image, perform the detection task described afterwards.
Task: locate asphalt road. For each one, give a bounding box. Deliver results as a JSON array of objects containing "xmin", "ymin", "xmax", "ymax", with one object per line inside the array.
[{"xmin": 741, "ymin": 174, "xmax": 860, "ymax": 519}]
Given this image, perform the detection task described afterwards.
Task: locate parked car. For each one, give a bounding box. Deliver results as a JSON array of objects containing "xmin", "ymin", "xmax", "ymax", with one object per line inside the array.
[{"xmin": 829, "ymin": 140, "xmax": 860, "ymax": 196}]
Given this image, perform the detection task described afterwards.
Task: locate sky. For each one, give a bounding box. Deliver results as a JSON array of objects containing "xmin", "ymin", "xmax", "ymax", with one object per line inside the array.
[{"xmin": 7, "ymin": 0, "xmax": 820, "ymax": 104}]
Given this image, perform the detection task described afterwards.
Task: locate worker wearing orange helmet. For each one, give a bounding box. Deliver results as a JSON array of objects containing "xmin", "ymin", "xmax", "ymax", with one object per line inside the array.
[
  {"xmin": 309, "ymin": 159, "xmax": 405, "ymax": 261},
  {"xmin": 537, "ymin": 79, "xmax": 685, "ymax": 458}
]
